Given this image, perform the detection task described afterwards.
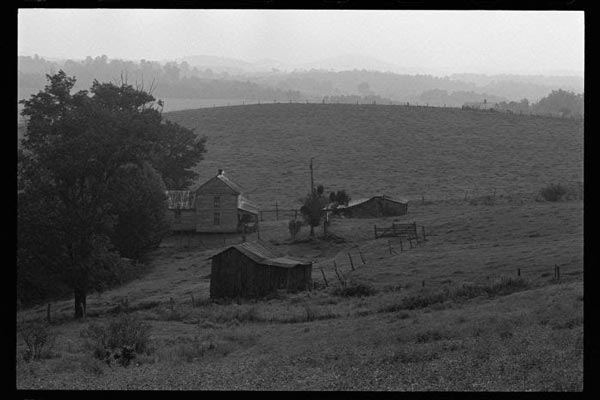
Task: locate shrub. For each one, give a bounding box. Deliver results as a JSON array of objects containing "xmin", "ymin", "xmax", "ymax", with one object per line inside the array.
[
  {"xmin": 539, "ymin": 183, "xmax": 568, "ymax": 202},
  {"xmin": 288, "ymin": 219, "xmax": 302, "ymax": 239},
  {"xmin": 19, "ymin": 322, "xmax": 56, "ymax": 362},
  {"xmin": 81, "ymin": 314, "xmax": 151, "ymax": 367}
]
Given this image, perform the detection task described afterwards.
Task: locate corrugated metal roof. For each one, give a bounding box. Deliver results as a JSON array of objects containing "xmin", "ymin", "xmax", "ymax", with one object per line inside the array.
[
  {"xmin": 165, "ymin": 190, "xmax": 196, "ymax": 210},
  {"xmin": 238, "ymin": 195, "xmax": 259, "ymax": 214},
  {"xmin": 209, "ymin": 241, "xmax": 311, "ymax": 268},
  {"xmin": 335, "ymin": 195, "xmax": 408, "ymax": 209}
]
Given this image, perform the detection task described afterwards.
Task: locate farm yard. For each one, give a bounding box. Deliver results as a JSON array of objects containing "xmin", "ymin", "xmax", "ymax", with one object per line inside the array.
[{"xmin": 16, "ymin": 103, "xmax": 583, "ymax": 391}]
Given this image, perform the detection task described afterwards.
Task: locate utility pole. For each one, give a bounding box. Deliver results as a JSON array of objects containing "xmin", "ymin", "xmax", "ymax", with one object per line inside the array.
[
  {"xmin": 310, "ymin": 157, "xmax": 315, "ymax": 195},
  {"xmin": 309, "ymin": 158, "xmax": 315, "ymax": 237}
]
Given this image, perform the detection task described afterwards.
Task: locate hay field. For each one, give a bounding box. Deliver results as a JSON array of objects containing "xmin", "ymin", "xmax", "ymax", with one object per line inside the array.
[{"xmin": 165, "ymin": 103, "xmax": 583, "ymax": 207}]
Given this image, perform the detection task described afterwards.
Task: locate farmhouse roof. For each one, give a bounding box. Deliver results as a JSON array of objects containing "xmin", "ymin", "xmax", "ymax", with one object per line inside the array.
[
  {"xmin": 165, "ymin": 190, "xmax": 196, "ymax": 210},
  {"xmin": 209, "ymin": 241, "xmax": 311, "ymax": 268},
  {"xmin": 196, "ymin": 170, "xmax": 244, "ymax": 195}
]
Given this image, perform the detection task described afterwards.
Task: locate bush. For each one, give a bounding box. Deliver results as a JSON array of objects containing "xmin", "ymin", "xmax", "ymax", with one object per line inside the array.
[
  {"xmin": 81, "ymin": 314, "xmax": 151, "ymax": 367},
  {"xmin": 19, "ymin": 322, "xmax": 56, "ymax": 362},
  {"xmin": 539, "ymin": 183, "xmax": 568, "ymax": 202},
  {"xmin": 288, "ymin": 219, "xmax": 302, "ymax": 239}
]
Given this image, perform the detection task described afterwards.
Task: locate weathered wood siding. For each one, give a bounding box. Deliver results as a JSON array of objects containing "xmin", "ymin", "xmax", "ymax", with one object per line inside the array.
[
  {"xmin": 195, "ymin": 177, "xmax": 240, "ymax": 233},
  {"xmin": 166, "ymin": 209, "xmax": 196, "ymax": 231},
  {"xmin": 210, "ymin": 249, "xmax": 312, "ymax": 299},
  {"xmin": 381, "ymin": 199, "xmax": 408, "ymax": 216}
]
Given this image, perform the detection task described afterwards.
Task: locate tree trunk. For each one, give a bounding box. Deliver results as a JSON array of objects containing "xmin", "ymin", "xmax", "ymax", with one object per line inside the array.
[
  {"xmin": 74, "ymin": 287, "xmax": 87, "ymax": 319},
  {"xmin": 310, "ymin": 224, "xmax": 315, "ymax": 236}
]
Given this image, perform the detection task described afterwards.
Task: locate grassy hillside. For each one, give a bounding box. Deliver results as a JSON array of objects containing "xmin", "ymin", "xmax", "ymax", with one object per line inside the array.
[
  {"xmin": 16, "ymin": 199, "xmax": 583, "ymax": 390},
  {"xmin": 165, "ymin": 104, "xmax": 583, "ymax": 208},
  {"xmin": 16, "ymin": 103, "xmax": 583, "ymax": 390}
]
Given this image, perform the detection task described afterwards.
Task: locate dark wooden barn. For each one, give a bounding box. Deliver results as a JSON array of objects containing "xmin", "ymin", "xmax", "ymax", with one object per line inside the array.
[
  {"xmin": 333, "ymin": 195, "xmax": 408, "ymax": 218},
  {"xmin": 209, "ymin": 242, "xmax": 312, "ymax": 299}
]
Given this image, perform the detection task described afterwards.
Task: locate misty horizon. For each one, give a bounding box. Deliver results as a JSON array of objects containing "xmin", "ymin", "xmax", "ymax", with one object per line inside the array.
[{"xmin": 18, "ymin": 10, "xmax": 584, "ymax": 78}]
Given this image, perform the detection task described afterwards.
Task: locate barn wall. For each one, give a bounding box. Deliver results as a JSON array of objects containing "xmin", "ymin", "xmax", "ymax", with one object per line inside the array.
[
  {"xmin": 210, "ymin": 250, "xmax": 313, "ymax": 299},
  {"xmin": 166, "ymin": 209, "xmax": 196, "ymax": 231},
  {"xmin": 382, "ymin": 199, "xmax": 408, "ymax": 216},
  {"xmin": 195, "ymin": 178, "xmax": 240, "ymax": 232}
]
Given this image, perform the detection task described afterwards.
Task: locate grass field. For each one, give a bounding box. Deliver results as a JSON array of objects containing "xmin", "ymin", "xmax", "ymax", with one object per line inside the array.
[
  {"xmin": 16, "ymin": 104, "xmax": 583, "ymax": 390},
  {"xmin": 164, "ymin": 103, "xmax": 583, "ymax": 208},
  {"xmin": 16, "ymin": 196, "xmax": 583, "ymax": 390}
]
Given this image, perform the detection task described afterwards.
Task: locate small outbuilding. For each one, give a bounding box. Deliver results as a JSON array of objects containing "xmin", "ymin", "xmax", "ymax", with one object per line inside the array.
[
  {"xmin": 209, "ymin": 242, "xmax": 312, "ymax": 299},
  {"xmin": 332, "ymin": 195, "xmax": 408, "ymax": 218}
]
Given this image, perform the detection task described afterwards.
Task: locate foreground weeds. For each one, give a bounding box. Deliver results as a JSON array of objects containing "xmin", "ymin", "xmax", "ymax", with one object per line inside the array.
[{"xmin": 379, "ymin": 277, "xmax": 531, "ymax": 313}]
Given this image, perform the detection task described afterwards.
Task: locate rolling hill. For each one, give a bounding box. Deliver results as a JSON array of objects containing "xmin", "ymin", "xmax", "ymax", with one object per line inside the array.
[{"xmin": 164, "ymin": 103, "xmax": 583, "ymax": 209}]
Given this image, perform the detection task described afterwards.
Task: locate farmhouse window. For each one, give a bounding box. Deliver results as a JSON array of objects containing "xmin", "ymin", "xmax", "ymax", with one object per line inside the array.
[
  {"xmin": 214, "ymin": 196, "xmax": 220, "ymax": 208},
  {"xmin": 174, "ymin": 209, "xmax": 181, "ymax": 223},
  {"xmin": 214, "ymin": 212, "xmax": 220, "ymax": 225}
]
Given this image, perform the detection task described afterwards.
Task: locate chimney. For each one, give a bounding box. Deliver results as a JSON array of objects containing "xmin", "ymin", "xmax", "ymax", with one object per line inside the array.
[{"xmin": 218, "ymin": 169, "xmax": 223, "ymax": 176}]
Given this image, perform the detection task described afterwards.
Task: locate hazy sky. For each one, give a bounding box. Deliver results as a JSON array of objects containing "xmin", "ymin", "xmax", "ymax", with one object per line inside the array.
[{"xmin": 18, "ymin": 9, "xmax": 584, "ymax": 75}]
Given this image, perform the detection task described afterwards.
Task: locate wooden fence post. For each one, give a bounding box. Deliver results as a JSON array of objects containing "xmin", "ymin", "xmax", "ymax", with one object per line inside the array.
[
  {"xmin": 320, "ymin": 267, "xmax": 328, "ymax": 287},
  {"xmin": 388, "ymin": 240, "xmax": 393, "ymax": 255},
  {"xmin": 358, "ymin": 248, "xmax": 366, "ymax": 264},
  {"xmin": 374, "ymin": 224, "xmax": 377, "ymax": 239},
  {"xmin": 334, "ymin": 263, "xmax": 345, "ymax": 287},
  {"xmin": 517, "ymin": 268, "xmax": 520, "ymax": 277},
  {"xmin": 422, "ymin": 226, "xmax": 427, "ymax": 242},
  {"xmin": 414, "ymin": 222, "xmax": 420, "ymax": 244},
  {"xmin": 348, "ymin": 253, "xmax": 355, "ymax": 270},
  {"xmin": 399, "ymin": 237, "xmax": 403, "ymax": 252}
]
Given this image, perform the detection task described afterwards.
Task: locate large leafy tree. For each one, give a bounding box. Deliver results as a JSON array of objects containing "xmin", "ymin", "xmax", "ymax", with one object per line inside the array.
[{"xmin": 17, "ymin": 71, "xmax": 206, "ymax": 317}]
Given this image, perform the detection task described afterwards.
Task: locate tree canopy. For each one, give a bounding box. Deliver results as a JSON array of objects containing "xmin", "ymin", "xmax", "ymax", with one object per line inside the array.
[{"xmin": 17, "ymin": 70, "xmax": 207, "ymax": 316}]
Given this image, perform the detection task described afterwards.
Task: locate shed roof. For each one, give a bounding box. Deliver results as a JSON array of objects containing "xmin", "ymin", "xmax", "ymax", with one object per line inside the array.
[
  {"xmin": 238, "ymin": 195, "xmax": 259, "ymax": 214},
  {"xmin": 209, "ymin": 241, "xmax": 311, "ymax": 268},
  {"xmin": 165, "ymin": 190, "xmax": 196, "ymax": 210}
]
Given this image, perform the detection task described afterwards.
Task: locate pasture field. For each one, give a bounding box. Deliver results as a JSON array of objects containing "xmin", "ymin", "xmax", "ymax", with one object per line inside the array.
[
  {"xmin": 16, "ymin": 105, "xmax": 583, "ymax": 390},
  {"xmin": 164, "ymin": 103, "xmax": 583, "ymax": 208},
  {"xmin": 16, "ymin": 195, "xmax": 583, "ymax": 390}
]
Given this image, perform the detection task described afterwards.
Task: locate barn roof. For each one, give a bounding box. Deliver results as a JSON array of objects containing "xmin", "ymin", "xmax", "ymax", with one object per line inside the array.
[
  {"xmin": 334, "ymin": 195, "xmax": 408, "ymax": 210},
  {"xmin": 209, "ymin": 241, "xmax": 311, "ymax": 268},
  {"xmin": 165, "ymin": 190, "xmax": 196, "ymax": 210}
]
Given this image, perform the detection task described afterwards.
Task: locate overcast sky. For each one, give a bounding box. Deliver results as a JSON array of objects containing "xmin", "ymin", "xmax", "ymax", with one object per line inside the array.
[{"xmin": 18, "ymin": 9, "xmax": 584, "ymax": 76}]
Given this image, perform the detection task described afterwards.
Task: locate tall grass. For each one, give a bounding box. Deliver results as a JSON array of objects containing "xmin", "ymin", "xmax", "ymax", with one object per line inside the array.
[{"xmin": 379, "ymin": 277, "xmax": 531, "ymax": 313}]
